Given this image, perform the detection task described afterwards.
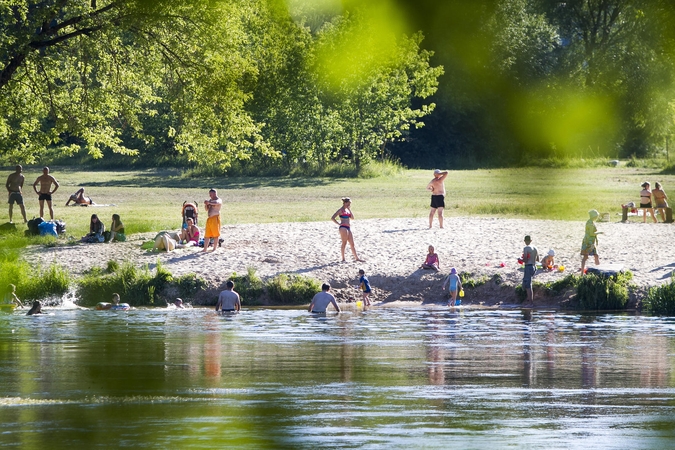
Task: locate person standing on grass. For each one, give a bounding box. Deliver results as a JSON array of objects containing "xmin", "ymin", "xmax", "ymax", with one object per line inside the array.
[
  {"xmin": 521, "ymin": 235, "xmax": 539, "ymax": 306},
  {"xmin": 6, "ymin": 165, "xmax": 27, "ymax": 223},
  {"xmin": 427, "ymin": 169, "xmax": 448, "ymax": 229},
  {"xmin": 308, "ymin": 283, "xmax": 340, "ymax": 313},
  {"xmin": 33, "ymin": 167, "xmax": 59, "ymax": 220},
  {"xmin": 580, "ymin": 210, "xmax": 602, "ymax": 274},
  {"xmin": 203, "ymin": 188, "xmax": 222, "ymax": 253},
  {"xmin": 216, "ymin": 281, "xmax": 240, "ymax": 312}
]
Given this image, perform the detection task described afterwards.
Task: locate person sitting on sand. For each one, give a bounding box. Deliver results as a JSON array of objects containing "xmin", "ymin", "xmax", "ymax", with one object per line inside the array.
[
  {"xmin": 4, "ymin": 284, "xmax": 23, "ymax": 308},
  {"xmin": 309, "ymin": 283, "xmax": 341, "ymax": 313},
  {"xmin": 358, "ymin": 269, "xmax": 372, "ymax": 306},
  {"xmin": 420, "ymin": 245, "xmax": 440, "ymax": 271},
  {"xmin": 653, "ymin": 182, "xmax": 669, "ymax": 223},
  {"xmin": 108, "ymin": 214, "xmax": 126, "ymax": 242},
  {"xmin": 65, "ymin": 188, "xmax": 94, "ymax": 206},
  {"xmin": 179, "ymin": 217, "xmax": 200, "ymax": 245},
  {"xmin": 442, "ymin": 267, "xmax": 463, "ymax": 306},
  {"xmin": 541, "ymin": 249, "xmax": 556, "ymax": 271},
  {"xmin": 581, "ymin": 210, "xmax": 603, "ymax": 274},
  {"xmin": 331, "ymin": 197, "xmax": 363, "ymax": 262},
  {"xmin": 216, "ymin": 281, "xmax": 241, "ymax": 312},
  {"xmin": 27, "ymin": 300, "xmax": 43, "ymax": 315},
  {"xmin": 81, "ymin": 214, "xmax": 105, "ymax": 243},
  {"xmin": 640, "ymin": 182, "xmax": 658, "ymax": 223}
]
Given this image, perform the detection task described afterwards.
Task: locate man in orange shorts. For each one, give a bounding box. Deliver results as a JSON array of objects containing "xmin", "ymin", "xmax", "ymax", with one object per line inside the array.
[{"xmin": 203, "ymin": 188, "xmax": 222, "ymax": 252}]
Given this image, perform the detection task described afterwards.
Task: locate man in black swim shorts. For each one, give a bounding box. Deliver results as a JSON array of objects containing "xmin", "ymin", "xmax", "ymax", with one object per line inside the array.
[
  {"xmin": 6, "ymin": 165, "xmax": 27, "ymax": 223},
  {"xmin": 33, "ymin": 167, "xmax": 59, "ymax": 219},
  {"xmin": 426, "ymin": 169, "xmax": 448, "ymax": 228}
]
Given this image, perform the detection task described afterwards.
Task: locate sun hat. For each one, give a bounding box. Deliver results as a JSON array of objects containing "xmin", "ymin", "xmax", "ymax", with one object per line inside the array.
[
  {"xmin": 450, "ymin": 267, "xmax": 457, "ymax": 274},
  {"xmin": 589, "ymin": 209, "xmax": 599, "ymax": 219},
  {"xmin": 548, "ymin": 249, "xmax": 555, "ymax": 256}
]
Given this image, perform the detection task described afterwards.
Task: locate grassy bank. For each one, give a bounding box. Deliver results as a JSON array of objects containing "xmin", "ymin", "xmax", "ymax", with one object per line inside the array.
[{"xmin": 1, "ymin": 165, "xmax": 673, "ymax": 237}]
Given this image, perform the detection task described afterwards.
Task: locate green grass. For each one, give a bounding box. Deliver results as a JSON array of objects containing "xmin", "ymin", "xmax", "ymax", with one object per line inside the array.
[
  {"xmin": 1, "ymin": 164, "xmax": 673, "ymax": 238},
  {"xmin": 643, "ymin": 277, "xmax": 675, "ymax": 316}
]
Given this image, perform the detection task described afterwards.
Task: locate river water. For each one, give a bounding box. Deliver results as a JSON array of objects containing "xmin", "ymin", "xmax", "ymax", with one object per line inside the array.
[{"xmin": 2, "ymin": 306, "xmax": 675, "ymax": 448}]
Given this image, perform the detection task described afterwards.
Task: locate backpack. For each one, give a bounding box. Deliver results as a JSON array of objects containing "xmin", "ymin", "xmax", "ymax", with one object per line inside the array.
[
  {"xmin": 27, "ymin": 217, "xmax": 44, "ymax": 236},
  {"xmin": 54, "ymin": 220, "xmax": 66, "ymax": 235}
]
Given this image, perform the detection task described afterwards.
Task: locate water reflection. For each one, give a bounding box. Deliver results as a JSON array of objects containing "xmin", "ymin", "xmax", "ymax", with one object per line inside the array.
[{"xmin": 2, "ymin": 307, "xmax": 675, "ymax": 448}]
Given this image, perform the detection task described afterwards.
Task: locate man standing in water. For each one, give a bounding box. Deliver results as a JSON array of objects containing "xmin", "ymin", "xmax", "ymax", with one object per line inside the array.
[
  {"xmin": 6, "ymin": 165, "xmax": 27, "ymax": 223},
  {"xmin": 308, "ymin": 283, "xmax": 341, "ymax": 313},
  {"xmin": 521, "ymin": 235, "xmax": 539, "ymax": 307},
  {"xmin": 203, "ymin": 188, "xmax": 222, "ymax": 252},
  {"xmin": 32, "ymin": 167, "xmax": 59, "ymax": 220},
  {"xmin": 216, "ymin": 281, "xmax": 241, "ymax": 312},
  {"xmin": 427, "ymin": 169, "xmax": 448, "ymax": 229}
]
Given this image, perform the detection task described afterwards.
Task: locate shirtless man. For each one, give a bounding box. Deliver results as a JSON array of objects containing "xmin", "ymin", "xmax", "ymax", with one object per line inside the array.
[
  {"xmin": 427, "ymin": 169, "xmax": 448, "ymax": 228},
  {"xmin": 308, "ymin": 283, "xmax": 341, "ymax": 313},
  {"xmin": 32, "ymin": 167, "xmax": 59, "ymax": 219},
  {"xmin": 203, "ymin": 188, "xmax": 222, "ymax": 252},
  {"xmin": 5, "ymin": 165, "xmax": 27, "ymax": 223},
  {"xmin": 216, "ymin": 281, "xmax": 241, "ymax": 312}
]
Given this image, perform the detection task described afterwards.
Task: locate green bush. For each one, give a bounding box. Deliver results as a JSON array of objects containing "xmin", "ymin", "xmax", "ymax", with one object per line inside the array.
[
  {"xmin": 460, "ymin": 272, "xmax": 488, "ymax": 289},
  {"xmin": 77, "ymin": 261, "xmax": 172, "ymax": 307},
  {"xmin": 266, "ymin": 273, "xmax": 321, "ymax": 305},
  {"xmin": 175, "ymin": 273, "xmax": 207, "ymax": 299},
  {"xmin": 643, "ymin": 278, "xmax": 675, "ymax": 316},
  {"xmin": 106, "ymin": 260, "xmax": 119, "ymax": 273},
  {"xmin": 543, "ymin": 274, "xmax": 579, "ymax": 295},
  {"xmin": 576, "ymin": 272, "xmax": 631, "ymax": 310},
  {"xmin": 230, "ymin": 267, "xmax": 264, "ymax": 304},
  {"xmin": 16, "ymin": 263, "xmax": 72, "ymax": 301}
]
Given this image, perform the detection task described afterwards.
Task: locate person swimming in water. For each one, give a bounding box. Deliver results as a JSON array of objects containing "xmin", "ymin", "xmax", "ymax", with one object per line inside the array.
[{"xmin": 27, "ymin": 300, "xmax": 43, "ymax": 315}]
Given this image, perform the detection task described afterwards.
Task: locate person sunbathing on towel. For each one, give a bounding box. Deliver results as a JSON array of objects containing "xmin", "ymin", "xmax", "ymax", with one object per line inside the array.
[{"xmin": 65, "ymin": 188, "xmax": 94, "ymax": 206}]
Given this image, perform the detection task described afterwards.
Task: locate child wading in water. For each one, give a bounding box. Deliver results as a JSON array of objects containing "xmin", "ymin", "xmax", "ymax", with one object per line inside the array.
[
  {"xmin": 358, "ymin": 269, "xmax": 372, "ymax": 306},
  {"xmin": 420, "ymin": 245, "xmax": 440, "ymax": 271},
  {"xmin": 442, "ymin": 267, "xmax": 463, "ymax": 306}
]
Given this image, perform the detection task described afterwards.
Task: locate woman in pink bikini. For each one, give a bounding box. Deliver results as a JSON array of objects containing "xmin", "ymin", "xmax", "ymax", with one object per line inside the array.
[{"xmin": 331, "ymin": 197, "xmax": 363, "ymax": 262}]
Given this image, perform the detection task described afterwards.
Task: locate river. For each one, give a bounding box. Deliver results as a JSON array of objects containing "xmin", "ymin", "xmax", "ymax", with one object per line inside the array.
[{"xmin": 2, "ymin": 306, "xmax": 675, "ymax": 448}]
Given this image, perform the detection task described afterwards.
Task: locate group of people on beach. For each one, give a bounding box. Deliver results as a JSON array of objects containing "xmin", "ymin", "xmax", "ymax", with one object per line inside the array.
[{"xmin": 6, "ymin": 164, "xmax": 673, "ymax": 313}]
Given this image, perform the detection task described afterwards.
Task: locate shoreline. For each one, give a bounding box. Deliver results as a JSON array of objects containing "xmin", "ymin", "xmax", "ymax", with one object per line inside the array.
[{"xmin": 25, "ymin": 217, "xmax": 675, "ymax": 307}]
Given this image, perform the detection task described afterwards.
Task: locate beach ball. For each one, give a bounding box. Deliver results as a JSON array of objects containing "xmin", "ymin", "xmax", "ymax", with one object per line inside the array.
[{"xmin": 559, "ymin": 265, "xmax": 565, "ymax": 272}]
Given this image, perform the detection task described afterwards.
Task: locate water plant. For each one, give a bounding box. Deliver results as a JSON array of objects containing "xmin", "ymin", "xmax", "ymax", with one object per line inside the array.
[
  {"xmin": 576, "ymin": 272, "xmax": 632, "ymax": 311},
  {"xmin": 175, "ymin": 273, "xmax": 207, "ymax": 299},
  {"xmin": 643, "ymin": 277, "xmax": 675, "ymax": 316},
  {"xmin": 266, "ymin": 273, "xmax": 321, "ymax": 305},
  {"xmin": 229, "ymin": 267, "xmax": 264, "ymax": 305}
]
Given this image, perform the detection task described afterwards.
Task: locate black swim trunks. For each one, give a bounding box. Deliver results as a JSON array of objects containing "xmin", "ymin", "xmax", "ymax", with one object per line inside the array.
[
  {"xmin": 640, "ymin": 202, "xmax": 652, "ymax": 208},
  {"xmin": 430, "ymin": 195, "xmax": 445, "ymax": 209},
  {"xmin": 38, "ymin": 193, "xmax": 52, "ymax": 202}
]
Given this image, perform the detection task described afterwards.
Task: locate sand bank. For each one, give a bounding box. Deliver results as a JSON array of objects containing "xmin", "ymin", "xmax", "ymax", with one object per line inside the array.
[{"xmin": 25, "ymin": 217, "xmax": 675, "ymax": 307}]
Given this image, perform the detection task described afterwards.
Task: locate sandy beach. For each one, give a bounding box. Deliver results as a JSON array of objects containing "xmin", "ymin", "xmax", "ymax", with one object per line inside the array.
[{"xmin": 25, "ymin": 217, "xmax": 675, "ymax": 306}]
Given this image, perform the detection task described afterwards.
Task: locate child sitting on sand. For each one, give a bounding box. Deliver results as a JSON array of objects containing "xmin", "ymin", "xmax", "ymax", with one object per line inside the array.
[
  {"xmin": 442, "ymin": 268, "xmax": 463, "ymax": 306},
  {"xmin": 358, "ymin": 269, "xmax": 372, "ymax": 306},
  {"xmin": 541, "ymin": 249, "xmax": 556, "ymax": 271},
  {"xmin": 420, "ymin": 245, "xmax": 440, "ymax": 271}
]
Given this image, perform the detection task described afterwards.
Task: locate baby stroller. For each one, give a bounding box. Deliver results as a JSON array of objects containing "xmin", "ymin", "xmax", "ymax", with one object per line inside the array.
[{"xmin": 182, "ymin": 201, "xmax": 199, "ymax": 228}]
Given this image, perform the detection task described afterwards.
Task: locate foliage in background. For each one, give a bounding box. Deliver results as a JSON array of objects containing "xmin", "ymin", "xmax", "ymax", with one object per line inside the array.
[
  {"xmin": 643, "ymin": 277, "xmax": 675, "ymax": 316},
  {"xmin": 174, "ymin": 273, "xmax": 207, "ymax": 300},
  {"xmin": 266, "ymin": 273, "xmax": 321, "ymax": 305},
  {"xmin": 77, "ymin": 260, "xmax": 172, "ymax": 307},
  {"xmin": 576, "ymin": 272, "xmax": 632, "ymax": 311},
  {"xmin": 229, "ymin": 267, "xmax": 264, "ymax": 305},
  {"xmin": 15, "ymin": 263, "xmax": 71, "ymax": 301}
]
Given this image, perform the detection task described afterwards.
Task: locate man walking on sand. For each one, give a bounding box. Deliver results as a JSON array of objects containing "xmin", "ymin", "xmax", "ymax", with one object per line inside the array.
[
  {"xmin": 203, "ymin": 188, "xmax": 222, "ymax": 252},
  {"xmin": 6, "ymin": 165, "xmax": 27, "ymax": 223},
  {"xmin": 427, "ymin": 169, "xmax": 448, "ymax": 228},
  {"xmin": 521, "ymin": 235, "xmax": 539, "ymax": 307},
  {"xmin": 33, "ymin": 167, "xmax": 59, "ymax": 220}
]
